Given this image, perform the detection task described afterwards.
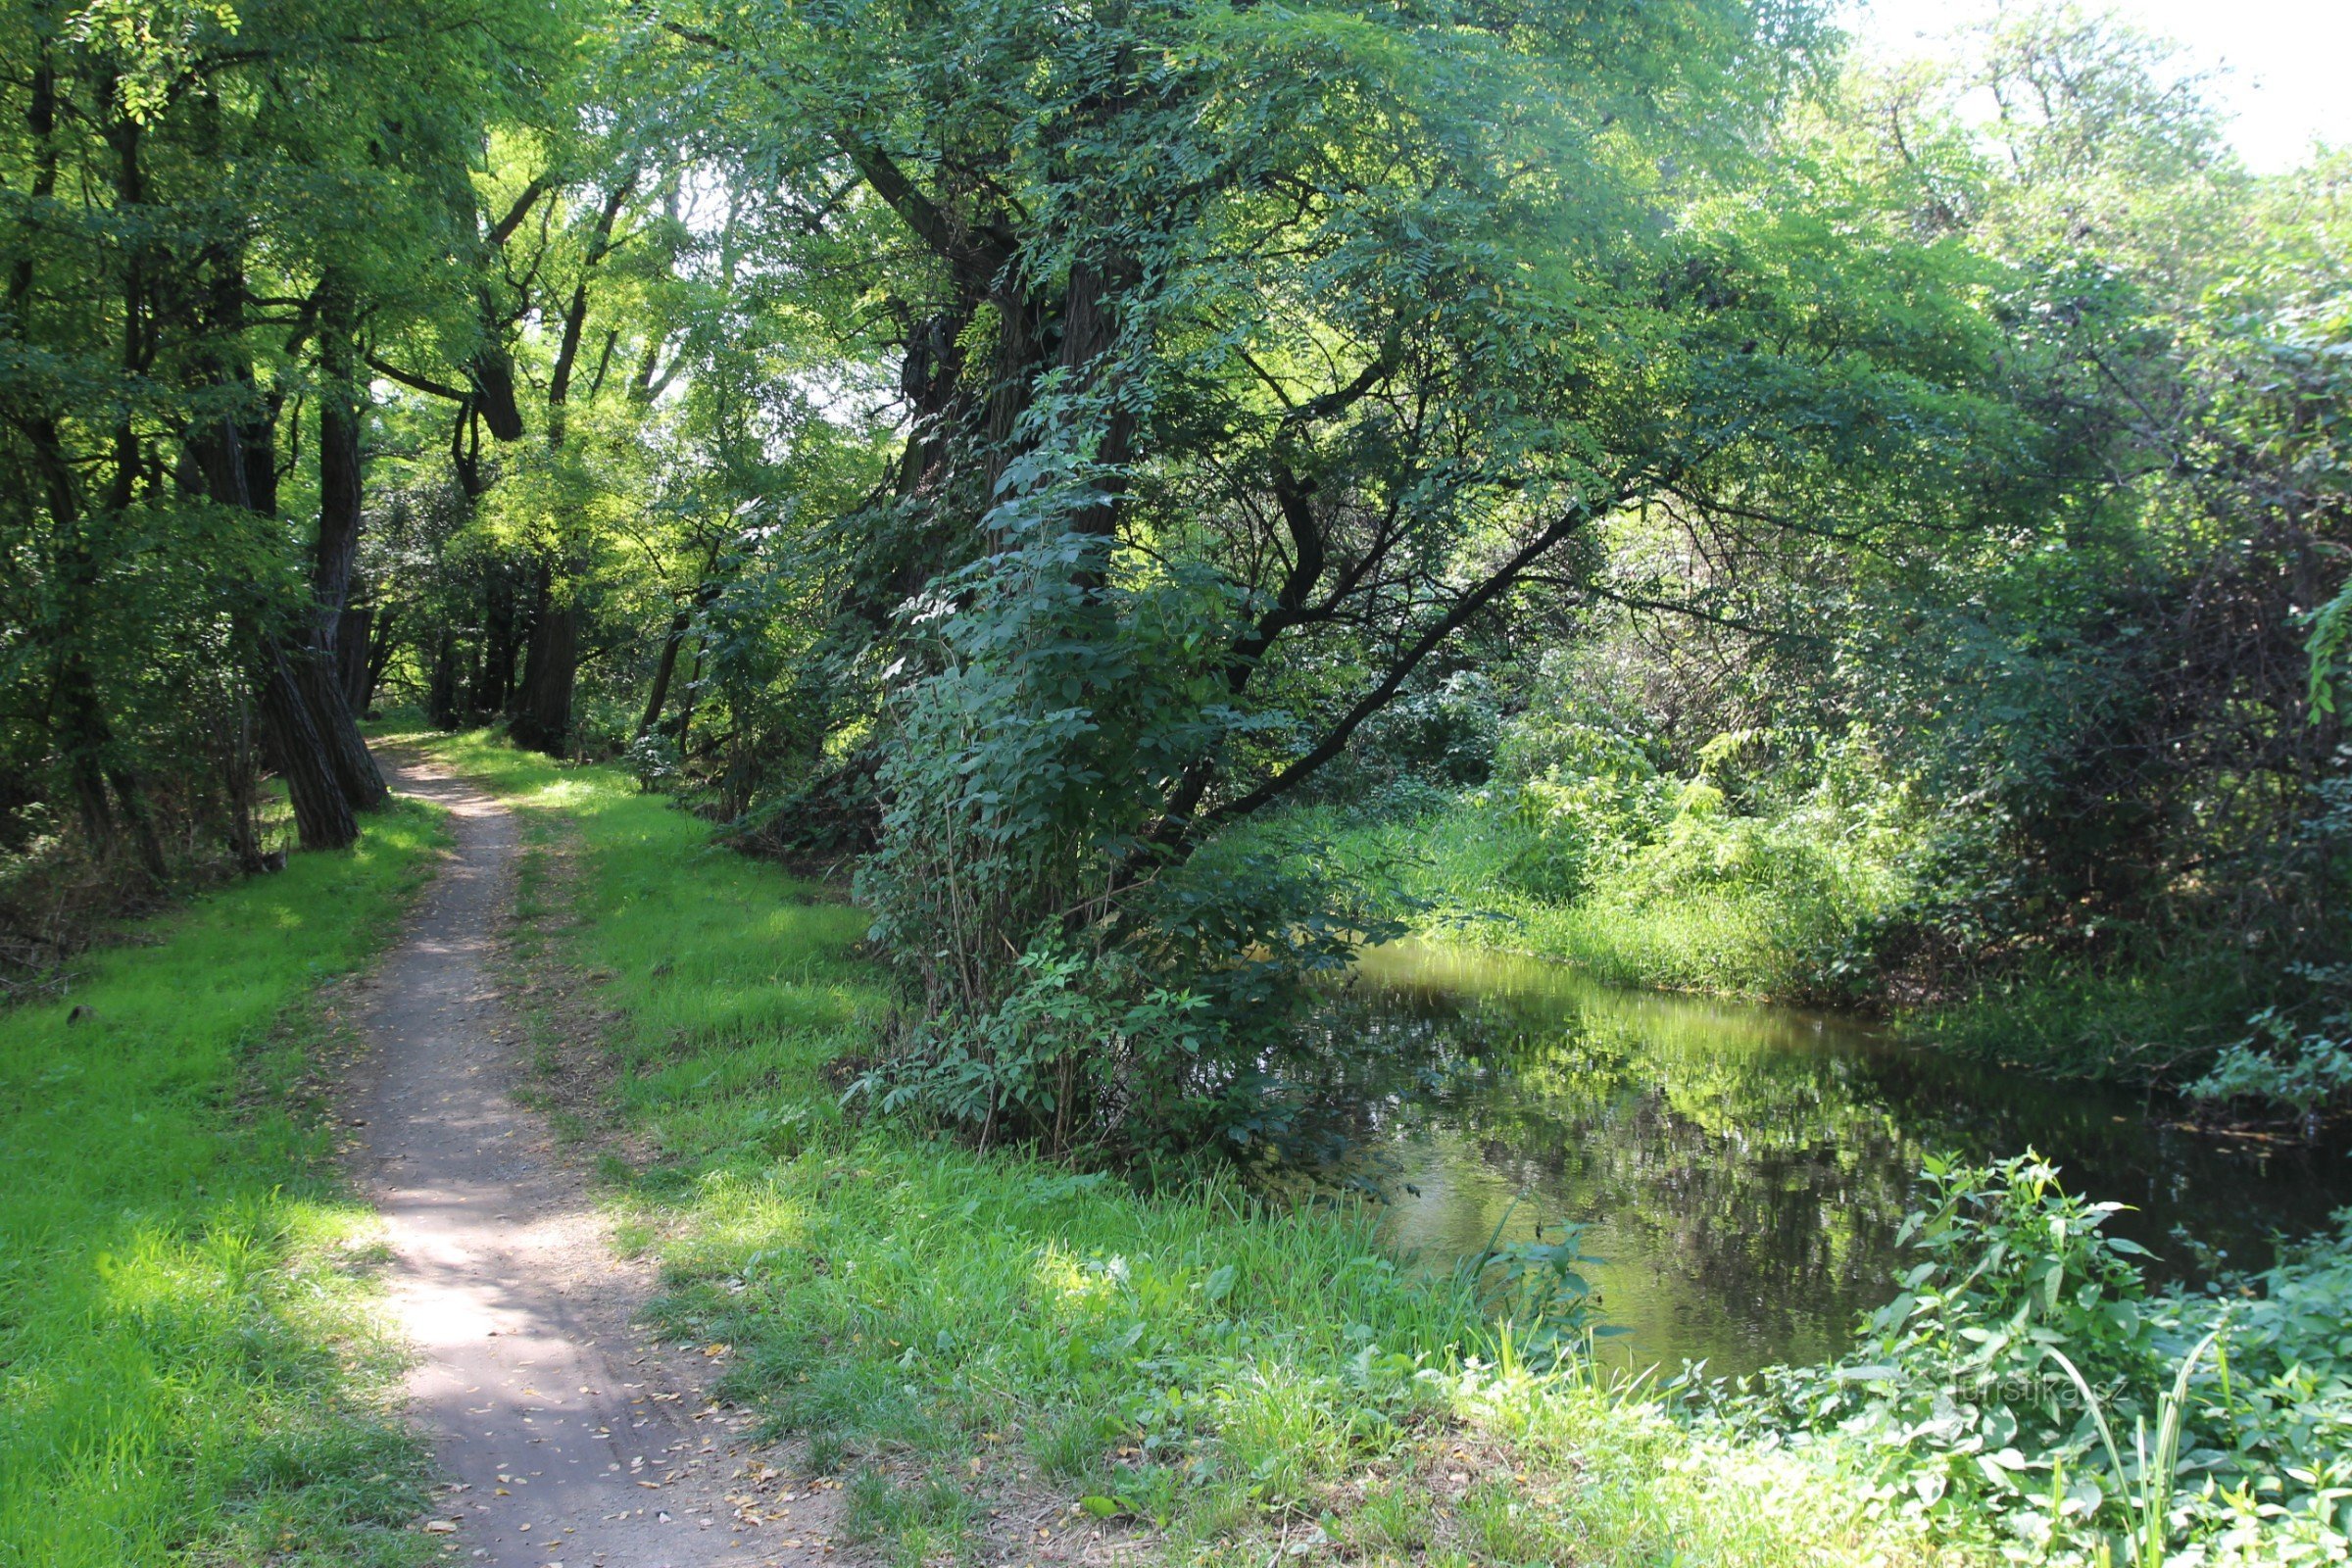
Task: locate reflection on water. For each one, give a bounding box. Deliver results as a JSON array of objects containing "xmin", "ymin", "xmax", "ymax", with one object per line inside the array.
[{"xmin": 1293, "ymin": 941, "xmax": 2352, "ymax": 1379}]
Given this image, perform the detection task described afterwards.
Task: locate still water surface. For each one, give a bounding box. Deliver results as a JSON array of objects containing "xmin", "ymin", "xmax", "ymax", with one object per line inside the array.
[{"xmin": 1298, "ymin": 941, "xmax": 2352, "ymax": 1379}]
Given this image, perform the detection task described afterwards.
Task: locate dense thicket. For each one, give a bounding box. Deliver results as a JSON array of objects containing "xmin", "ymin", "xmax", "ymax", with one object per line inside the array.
[
  {"xmin": 1379, "ymin": 16, "xmax": 2352, "ymax": 1106},
  {"xmin": 0, "ymin": 0, "xmax": 566, "ymax": 968},
  {"xmin": 3, "ymin": 0, "xmax": 2344, "ymax": 1122}
]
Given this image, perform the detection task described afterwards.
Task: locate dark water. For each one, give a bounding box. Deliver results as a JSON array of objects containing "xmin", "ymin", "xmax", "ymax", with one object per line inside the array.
[{"xmin": 1294, "ymin": 941, "xmax": 2352, "ymax": 1379}]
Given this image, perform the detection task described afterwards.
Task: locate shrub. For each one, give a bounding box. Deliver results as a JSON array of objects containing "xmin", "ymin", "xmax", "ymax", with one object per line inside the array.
[{"xmin": 1716, "ymin": 1154, "xmax": 2352, "ymax": 1565}]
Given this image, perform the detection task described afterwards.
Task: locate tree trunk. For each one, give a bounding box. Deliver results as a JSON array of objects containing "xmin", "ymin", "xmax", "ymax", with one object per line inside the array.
[
  {"xmin": 106, "ymin": 766, "xmax": 170, "ymax": 882},
  {"xmin": 51, "ymin": 646, "xmax": 119, "ymax": 855},
  {"xmin": 256, "ymin": 639, "xmax": 357, "ymax": 849},
  {"xmin": 476, "ymin": 567, "xmax": 519, "ymax": 715},
  {"xmin": 218, "ymin": 689, "xmax": 266, "ymax": 873},
  {"xmin": 183, "ymin": 231, "xmax": 368, "ymax": 851},
  {"xmin": 675, "ymin": 634, "xmax": 708, "ymax": 747},
  {"xmin": 336, "ymin": 599, "xmax": 372, "ymax": 708},
  {"xmin": 291, "ymin": 648, "xmax": 386, "ymax": 808},
  {"xmin": 638, "ymin": 605, "xmax": 692, "ymax": 738},
  {"xmin": 306, "ymin": 277, "xmax": 390, "ymax": 809},
  {"xmin": 428, "ymin": 629, "xmax": 463, "ymax": 729},
  {"xmin": 361, "ymin": 606, "xmax": 399, "ymax": 710},
  {"xmin": 513, "ymin": 572, "xmax": 579, "ymax": 756}
]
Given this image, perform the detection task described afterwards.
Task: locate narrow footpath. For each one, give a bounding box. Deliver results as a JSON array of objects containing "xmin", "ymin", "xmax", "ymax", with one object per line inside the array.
[{"xmin": 353, "ymin": 754, "xmax": 827, "ymax": 1568}]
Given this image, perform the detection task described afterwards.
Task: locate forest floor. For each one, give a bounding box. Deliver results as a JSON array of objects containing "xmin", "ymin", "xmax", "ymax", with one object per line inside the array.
[{"xmin": 355, "ymin": 753, "xmax": 835, "ymax": 1568}]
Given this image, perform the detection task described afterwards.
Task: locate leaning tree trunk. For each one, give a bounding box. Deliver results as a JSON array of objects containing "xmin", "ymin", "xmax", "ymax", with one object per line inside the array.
[
  {"xmin": 638, "ymin": 604, "xmax": 692, "ymax": 739},
  {"xmin": 638, "ymin": 579, "xmax": 720, "ymax": 739},
  {"xmin": 255, "ymin": 639, "xmax": 358, "ymax": 849},
  {"xmin": 304, "ymin": 278, "xmax": 390, "ymax": 809}
]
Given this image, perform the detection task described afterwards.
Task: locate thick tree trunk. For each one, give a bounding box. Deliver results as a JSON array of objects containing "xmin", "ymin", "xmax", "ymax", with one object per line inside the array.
[
  {"xmin": 513, "ymin": 577, "xmax": 579, "ymax": 756},
  {"xmin": 427, "ymin": 629, "xmax": 464, "ymax": 729},
  {"xmin": 291, "ymin": 649, "xmax": 386, "ymax": 808},
  {"xmin": 256, "ymin": 639, "xmax": 358, "ymax": 849},
  {"xmin": 183, "ymin": 234, "xmax": 368, "ymax": 851},
  {"xmin": 306, "ymin": 280, "xmax": 390, "ymax": 809},
  {"xmin": 336, "ymin": 600, "xmax": 372, "ymax": 708}
]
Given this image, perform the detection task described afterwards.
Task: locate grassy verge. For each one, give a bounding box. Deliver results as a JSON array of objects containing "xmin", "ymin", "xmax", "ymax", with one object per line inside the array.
[
  {"xmin": 414, "ymin": 729, "xmax": 1973, "ymax": 1568},
  {"xmin": 1295, "ymin": 796, "xmax": 1868, "ymax": 1001},
  {"xmin": 1298, "ymin": 797, "xmax": 2250, "ymax": 1090},
  {"xmin": 0, "ymin": 796, "xmax": 448, "ymax": 1568},
  {"xmin": 1910, "ymin": 953, "xmax": 2263, "ymax": 1084}
]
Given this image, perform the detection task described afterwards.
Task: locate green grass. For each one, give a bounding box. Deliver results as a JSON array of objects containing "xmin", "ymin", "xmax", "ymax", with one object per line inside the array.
[
  {"xmin": 1915, "ymin": 948, "xmax": 2263, "ymax": 1083},
  {"xmin": 414, "ymin": 729, "xmax": 1977, "ymax": 1568},
  {"xmin": 0, "ymin": 796, "xmax": 448, "ymax": 1568},
  {"xmin": 1298, "ymin": 796, "xmax": 1872, "ymax": 1001},
  {"xmin": 1296, "ymin": 796, "xmax": 2250, "ymax": 1089}
]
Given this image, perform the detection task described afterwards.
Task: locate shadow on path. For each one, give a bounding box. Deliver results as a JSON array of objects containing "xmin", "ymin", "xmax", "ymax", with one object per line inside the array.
[{"xmin": 355, "ymin": 754, "xmax": 827, "ymax": 1568}]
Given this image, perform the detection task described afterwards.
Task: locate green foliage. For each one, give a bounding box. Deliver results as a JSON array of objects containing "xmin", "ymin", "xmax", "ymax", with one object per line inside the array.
[
  {"xmin": 0, "ymin": 800, "xmax": 446, "ymax": 1566},
  {"xmin": 1720, "ymin": 1154, "xmax": 2352, "ymax": 1565},
  {"xmin": 1299, "ymin": 712, "xmax": 1913, "ymax": 1002},
  {"xmin": 2190, "ymin": 965, "xmax": 2352, "ymax": 1124}
]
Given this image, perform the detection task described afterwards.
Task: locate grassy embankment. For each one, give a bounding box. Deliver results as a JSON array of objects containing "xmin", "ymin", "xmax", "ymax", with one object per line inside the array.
[
  {"xmin": 0, "ymin": 797, "xmax": 447, "ymax": 1568},
  {"xmin": 408, "ymin": 728, "xmax": 1969, "ymax": 1568},
  {"xmin": 1298, "ymin": 795, "xmax": 2258, "ymax": 1082},
  {"xmin": 1294, "ymin": 796, "xmax": 1873, "ymax": 1001}
]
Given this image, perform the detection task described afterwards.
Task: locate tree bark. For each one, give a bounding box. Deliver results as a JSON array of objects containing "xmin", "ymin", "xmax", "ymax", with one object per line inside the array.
[
  {"xmin": 336, "ymin": 599, "xmax": 372, "ymax": 708},
  {"xmin": 428, "ymin": 629, "xmax": 464, "ymax": 729},
  {"xmin": 507, "ymin": 171, "xmax": 635, "ymax": 759},
  {"xmin": 106, "ymin": 766, "xmax": 170, "ymax": 882},
  {"xmin": 360, "ymin": 604, "xmax": 399, "ymax": 710},
  {"xmin": 638, "ymin": 606, "xmax": 693, "ymax": 739},
  {"xmin": 512, "ymin": 564, "xmax": 579, "ymax": 755},
  {"xmin": 476, "ymin": 566, "xmax": 520, "ymax": 714},
  {"xmin": 639, "ymin": 577, "xmax": 723, "ymax": 738},
  {"xmin": 305, "ymin": 276, "xmax": 390, "ymax": 808},
  {"xmin": 255, "ymin": 639, "xmax": 358, "ymax": 849}
]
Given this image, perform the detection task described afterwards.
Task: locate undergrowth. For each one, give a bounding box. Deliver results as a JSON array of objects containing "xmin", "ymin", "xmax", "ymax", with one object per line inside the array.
[
  {"xmin": 1302, "ymin": 792, "xmax": 2269, "ymax": 1098},
  {"xmin": 0, "ymin": 794, "xmax": 446, "ymax": 1568},
  {"xmin": 1298, "ymin": 792, "xmax": 1888, "ymax": 1002}
]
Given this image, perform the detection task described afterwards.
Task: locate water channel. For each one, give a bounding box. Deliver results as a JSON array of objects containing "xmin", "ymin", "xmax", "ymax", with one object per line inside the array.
[{"xmin": 1295, "ymin": 940, "xmax": 2352, "ymax": 1379}]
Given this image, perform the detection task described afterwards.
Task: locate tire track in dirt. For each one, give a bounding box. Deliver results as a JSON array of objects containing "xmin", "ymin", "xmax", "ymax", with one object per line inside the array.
[{"xmin": 353, "ymin": 753, "xmax": 835, "ymax": 1568}]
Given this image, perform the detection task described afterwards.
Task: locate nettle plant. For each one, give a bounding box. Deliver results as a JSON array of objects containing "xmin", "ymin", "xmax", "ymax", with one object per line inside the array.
[{"xmin": 1718, "ymin": 1153, "xmax": 2352, "ymax": 1564}]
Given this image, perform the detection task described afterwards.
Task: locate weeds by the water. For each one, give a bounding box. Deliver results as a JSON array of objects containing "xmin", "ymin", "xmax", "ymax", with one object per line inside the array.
[
  {"xmin": 418, "ymin": 729, "xmax": 1965, "ymax": 1568},
  {"xmin": 0, "ymin": 796, "xmax": 446, "ymax": 1567},
  {"xmin": 1297, "ymin": 795, "xmax": 1878, "ymax": 1001}
]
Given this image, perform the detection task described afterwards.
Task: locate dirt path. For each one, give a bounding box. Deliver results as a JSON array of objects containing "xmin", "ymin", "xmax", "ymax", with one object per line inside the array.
[{"xmin": 354, "ymin": 755, "xmax": 829, "ymax": 1568}]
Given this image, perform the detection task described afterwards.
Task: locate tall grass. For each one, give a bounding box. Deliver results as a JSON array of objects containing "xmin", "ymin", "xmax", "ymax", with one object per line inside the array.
[
  {"xmin": 0, "ymin": 797, "xmax": 446, "ymax": 1568},
  {"xmin": 418, "ymin": 729, "xmax": 1974, "ymax": 1568},
  {"xmin": 1297, "ymin": 796, "xmax": 1878, "ymax": 1000}
]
